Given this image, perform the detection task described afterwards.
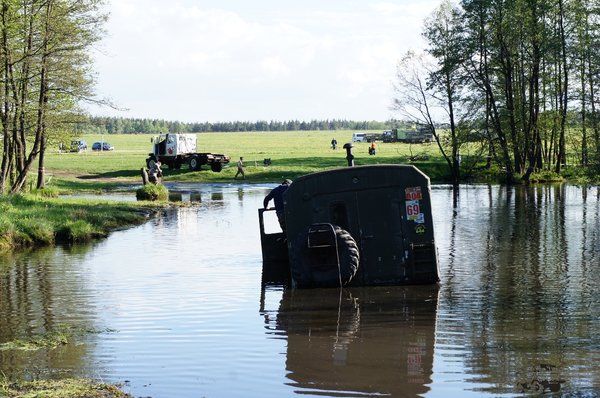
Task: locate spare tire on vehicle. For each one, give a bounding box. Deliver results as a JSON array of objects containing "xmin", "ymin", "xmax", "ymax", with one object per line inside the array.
[{"xmin": 290, "ymin": 224, "xmax": 359, "ymax": 288}]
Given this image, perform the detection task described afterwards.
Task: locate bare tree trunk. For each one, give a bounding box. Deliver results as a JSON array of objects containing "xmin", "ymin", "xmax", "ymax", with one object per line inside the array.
[
  {"xmin": 523, "ymin": 1, "xmax": 542, "ymax": 181},
  {"xmin": 555, "ymin": 0, "xmax": 568, "ymax": 174},
  {"xmin": 11, "ymin": 2, "xmax": 51, "ymax": 193},
  {"xmin": 0, "ymin": 1, "xmax": 11, "ymax": 193},
  {"xmin": 581, "ymin": 54, "xmax": 588, "ymax": 166},
  {"xmin": 36, "ymin": 136, "xmax": 47, "ymax": 189}
]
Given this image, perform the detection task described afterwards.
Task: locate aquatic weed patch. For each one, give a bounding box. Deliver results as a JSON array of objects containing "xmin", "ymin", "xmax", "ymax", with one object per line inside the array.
[
  {"xmin": 0, "ymin": 378, "xmax": 132, "ymax": 398},
  {"xmin": 0, "ymin": 326, "xmax": 131, "ymax": 397},
  {"xmin": 0, "ymin": 329, "xmax": 69, "ymax": 351},
  {"xmin": 0, "ymin": 325, "xmax": 118, "ymax": 352}
]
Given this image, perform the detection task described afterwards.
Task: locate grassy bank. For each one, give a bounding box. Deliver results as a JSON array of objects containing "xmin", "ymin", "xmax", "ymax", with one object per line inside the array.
[{"xmin": 0, "ymin": 193, "xmax": 161, "ymax": 253}]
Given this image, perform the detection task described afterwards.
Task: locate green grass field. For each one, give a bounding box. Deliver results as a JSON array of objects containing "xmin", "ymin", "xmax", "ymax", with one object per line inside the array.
[{"xmin": 46, "ymin": 131, "xmax": 449, "ymax": 188}]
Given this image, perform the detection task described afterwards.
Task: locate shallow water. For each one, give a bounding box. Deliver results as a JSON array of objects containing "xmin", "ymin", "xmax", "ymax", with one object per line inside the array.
[{"xmin": 2, "ymin": 183, "xmax": 600, "ymax": 397}]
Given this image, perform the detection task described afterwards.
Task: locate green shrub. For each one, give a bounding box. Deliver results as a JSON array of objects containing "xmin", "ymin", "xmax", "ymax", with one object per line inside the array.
[
  {"xmin": 56, "ymin": 220, "xmax": 96, "ymax": 242},
  {"xmin": 136, "ymin": 184, "xmax": 169, "ymax": 201},
  {"xmin": 20, "ymin": 219, "xmax": 55, "ymax": 245},
  {"xmin": 528, "ymin": 170, "xmax": 563, "ymax": 183},
  {"xmin": 31, "ymin": 186, "xmax": 61, "ymax": 198},
  {"xmin": 0, "ymin": 219, "xmax": 17, "ymax": 252}
]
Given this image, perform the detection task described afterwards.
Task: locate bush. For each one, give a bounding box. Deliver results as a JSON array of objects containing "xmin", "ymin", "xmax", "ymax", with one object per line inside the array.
[
  {"xmin": 20, "ymin": 219, "xmax": 55, "ymax": 245},
  {"xmin": 31, "ymin": 186, "xmax": 61, "ymax": 198},
  {"xmin": 528, "ymin": 170, "xmax": 563, "ymax": 183},
  {"xmin": 136, "ymin": 184, "xmax": 169, "ymax": 201},
  {"xmin": 56, "ymin": 220, "xmax": 96, "ymax": 242}
]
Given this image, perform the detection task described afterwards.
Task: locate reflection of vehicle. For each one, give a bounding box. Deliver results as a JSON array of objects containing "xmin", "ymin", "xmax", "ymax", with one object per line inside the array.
[
  {"xmin": 260, "ymin": 285, "xmax": 439, "ymax": 396},
  {"xmin": 69, "ymin": 140, "xmax": 87, "ymax": 152},
  {"xmin": 92, "ymin": 142, "xmax": 114, "ymax": 151},
  {"xmin": 146, "ymin": 133, "xmax": 230, "ymax": 172},
  {"xmin": 259, "ymin": 164, "xmax": 440, "ymax": 288}
]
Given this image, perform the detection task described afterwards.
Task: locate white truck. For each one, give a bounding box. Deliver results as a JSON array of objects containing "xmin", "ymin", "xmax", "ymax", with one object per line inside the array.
[{"xmin": 146, "ymin": 133, "xmax": 230, "ymax": 172}]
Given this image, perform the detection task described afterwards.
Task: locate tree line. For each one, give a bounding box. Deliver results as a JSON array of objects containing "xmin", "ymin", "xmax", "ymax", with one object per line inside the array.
[
  {"xmin": 75, "ymin": 117, "xmax": 396, "ymax": 135},
  {"xmin": 3, "ymin": 0, "xmax": 598, "ymax": 192},
  {"xmin": 394, "ymin": 0, "xmax": 600, "ymax": 184},
  {"xmin": 0, "ymin": 0, "xmax": 105, "ymax": 193}
]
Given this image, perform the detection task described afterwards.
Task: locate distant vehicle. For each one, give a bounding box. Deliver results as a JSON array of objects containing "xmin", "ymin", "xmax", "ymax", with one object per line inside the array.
[
  {"xmin": 70, "ymin": 140, "xmax": 87, "ymax": 152},
  {"xmin": 352, "ymin": 133, "xmax": 368, "ymax": 142},
  {"xmin": 365, "ymin": 133, "xmax": 383, "ymax": 142},
  {"xmin": 146, "ymin": 133, "xmax": 230, "ymax": 172},
  {"xmin": 92, "ymin": 142, "xmax": 114, "ymax": 151},
  {"xmin": 382, "ymin": 126, "xmax": 434, "ymax": 143}
]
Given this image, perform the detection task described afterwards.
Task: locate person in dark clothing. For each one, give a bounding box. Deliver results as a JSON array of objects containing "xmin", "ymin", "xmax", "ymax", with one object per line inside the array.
[
  {"xmin": 148, "ymin": 161, "xmax": 163, "ymax": 184},
  {"xmin": 263, "ymin": 179, "xmax": 291, "ymax": 233}
]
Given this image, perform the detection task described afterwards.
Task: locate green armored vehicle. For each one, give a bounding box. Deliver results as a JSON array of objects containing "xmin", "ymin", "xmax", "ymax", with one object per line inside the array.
[{"xmin": 259, "ymin": 164, "xmax": 440, "ymax": 288}]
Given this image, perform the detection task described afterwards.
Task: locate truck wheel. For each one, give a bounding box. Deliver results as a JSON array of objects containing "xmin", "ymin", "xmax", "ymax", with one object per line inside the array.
[
  {"xmin": 211, "ymin": 162, "xmax": 223, "ymax": 172},
  {"xmin": 290, "ymin": 225, "xmax": 359, "ymax": 288},
  {"xmin": 188, "ymin": 155, "xmax": 199, "ymax": 171}
]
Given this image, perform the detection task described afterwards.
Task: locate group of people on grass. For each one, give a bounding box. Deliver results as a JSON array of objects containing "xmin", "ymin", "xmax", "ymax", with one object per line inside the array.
[{"xmin": 331, "ymin": 137, "xmax": 376, "ymax": 155}]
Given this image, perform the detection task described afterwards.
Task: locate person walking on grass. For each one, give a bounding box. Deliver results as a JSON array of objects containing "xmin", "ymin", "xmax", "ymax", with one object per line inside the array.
[{"xmin": 235, "ymin": 156, "xmax": 245, "ymax": 179}]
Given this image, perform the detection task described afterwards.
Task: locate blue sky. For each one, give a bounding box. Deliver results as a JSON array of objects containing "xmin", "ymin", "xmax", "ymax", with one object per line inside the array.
[{"xmin": 90, "ymin": 0, "xmax": 440, "ymax": 122}]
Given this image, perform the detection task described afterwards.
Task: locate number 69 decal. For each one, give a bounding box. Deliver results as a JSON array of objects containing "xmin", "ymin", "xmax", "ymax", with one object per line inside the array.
[{"xmin": 406, "ymin": 200, "xmax": 421, "ymax": 220}]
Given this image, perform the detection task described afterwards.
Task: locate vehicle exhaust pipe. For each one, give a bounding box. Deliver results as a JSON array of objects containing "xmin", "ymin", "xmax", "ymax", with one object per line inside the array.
[{"xmin": 343, "ymin": 143, "xmax": 354, "ymax": 167}]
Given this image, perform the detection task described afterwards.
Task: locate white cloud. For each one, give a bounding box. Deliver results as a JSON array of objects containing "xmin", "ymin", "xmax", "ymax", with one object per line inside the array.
[
  {"xmin": 90, "ymin": 0, "xmax": 438, "ymax": 122},
  {"xmin": 260, "ymin": 56, "xmax": 291, "ymax": 77}
]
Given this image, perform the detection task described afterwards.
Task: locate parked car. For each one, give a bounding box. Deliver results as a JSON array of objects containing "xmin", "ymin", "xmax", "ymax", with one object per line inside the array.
[
  {"xmin": 70, "ymin": 140, "xmax": 87, "ymax": 152},
  {"xmin": 352, "ymin": 133, "xmax": 368, "ymax": 142},
  {"xmin": 92, "ymin": 142, "xmax": 114, "ymax": 151}
]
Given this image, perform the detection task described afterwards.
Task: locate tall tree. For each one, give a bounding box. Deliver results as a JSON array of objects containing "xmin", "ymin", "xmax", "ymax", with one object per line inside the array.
[
  {"xmin": 423, "ymin": 0, "xmax": 465, "ymax": 184},
  {"xmin": 0, "ymin": 0, "xmax": 106, "ymax": 193},
  {"xmin": 392, "ymin": 51, "xmax": 456, "ymax": 176}
]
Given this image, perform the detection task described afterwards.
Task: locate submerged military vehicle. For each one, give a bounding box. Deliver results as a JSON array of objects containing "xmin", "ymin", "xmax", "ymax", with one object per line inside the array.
[{"xmin": 259, "ymin": 164, "xmax": 440, "ymax": 288}]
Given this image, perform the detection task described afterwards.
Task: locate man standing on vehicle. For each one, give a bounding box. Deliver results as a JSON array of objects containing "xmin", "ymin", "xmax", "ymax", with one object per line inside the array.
[{"xmin": 263, "ymin": 179, "xmax": 291, "ymax": 234}]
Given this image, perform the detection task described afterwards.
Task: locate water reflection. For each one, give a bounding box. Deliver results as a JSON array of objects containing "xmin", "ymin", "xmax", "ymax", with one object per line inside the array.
[
  {"xmin": 2, "ymin": 184, "xmax": 600, "ymax": 397},
  {"xmin": 263, "ymin": 286, "xmax": 439, "ymax": 397},
  {"xmin": 0, "ymin": 245, "xmax": 97, "ymax": 379},
  {"xmin": 168, "ymin": 191, "xmax": 202, "ymax": 203},
  {"xmin": 432, "ymin": 184, "xmax": 600, "ymax": 396}
]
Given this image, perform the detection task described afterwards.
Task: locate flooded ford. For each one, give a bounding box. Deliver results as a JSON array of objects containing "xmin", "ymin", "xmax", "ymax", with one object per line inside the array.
[{"xmin": 1, "ymin": 183, "xmax": 600, "ymax": 397}]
